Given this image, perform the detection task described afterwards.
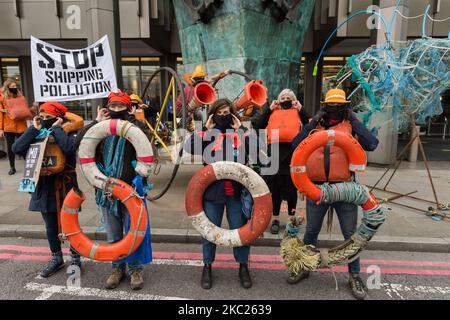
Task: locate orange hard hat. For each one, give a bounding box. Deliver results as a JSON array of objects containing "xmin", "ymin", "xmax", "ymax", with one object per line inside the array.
[{"xmin": 322, "ymin": 89, "xmax": 351, "ymax": 104}]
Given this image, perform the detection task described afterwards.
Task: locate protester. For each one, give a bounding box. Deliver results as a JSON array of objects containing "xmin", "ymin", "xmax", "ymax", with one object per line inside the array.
[
  {"xmin": 176, "ymin": 65, "xmax": 230, "ymax": 125},
  {"xmin": 290, "ymin": 89, "xmax": 379, "ymax": 300},
  {"xmin": 12, "ymin": 102, "xmax": 82, "ymax": 278},
  {"xmin": 251, "ymin": 89, "xmax": 310, "ymax": 234},
  {"xmin": 75, "ymin": 91, "xmax": 152, "ymax": 291},
  {"xmin": 0, "ymin": 79, "xmax": 30, "ymax": 175},
  {"xmin": 130, "ymin": 94, "xmax": 159, "ymax": 126},
  {"xmin": 184, "ymin": 98, "xmax": 254, "ymax": 290}
]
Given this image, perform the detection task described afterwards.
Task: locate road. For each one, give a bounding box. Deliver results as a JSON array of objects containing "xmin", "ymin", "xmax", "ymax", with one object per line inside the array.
[{"xmin": 0, "ymin": 237, "xmax": 449, "ymax": 300}]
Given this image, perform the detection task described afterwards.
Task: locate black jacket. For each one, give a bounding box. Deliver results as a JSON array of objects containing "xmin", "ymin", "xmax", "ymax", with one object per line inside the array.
[
  {"xmin": 75, "ymin": 116, "xmax": 151, "ymax": 185},
  {"xmin": 184, "ymin": 125, "xmax": 252, "ymax": 204},
  {"xmin": 12, "ymin": 126, "xmax": 78, "ymax": 213},
  {"xmin": 251, "ymin": 104, "xmax": 310, "ymax": 175}
]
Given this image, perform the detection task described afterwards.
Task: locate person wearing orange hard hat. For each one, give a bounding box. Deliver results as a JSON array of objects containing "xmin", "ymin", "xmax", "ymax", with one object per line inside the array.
[
  {"xmin": 176, "ymin": 65, "xmax": 231, "ymax": 125},
  {"xmin": 290, "ymin": 88, "xmax": 379, "ymax": 300}
]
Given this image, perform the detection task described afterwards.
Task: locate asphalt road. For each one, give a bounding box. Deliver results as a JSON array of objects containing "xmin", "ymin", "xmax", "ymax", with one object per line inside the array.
[{"xmin": 0, "ymin": 237, "xmax": 449, "ymax": 301}]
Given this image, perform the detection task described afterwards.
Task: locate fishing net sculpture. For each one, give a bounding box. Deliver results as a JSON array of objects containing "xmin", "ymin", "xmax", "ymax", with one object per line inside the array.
[{"xmin": 339, "ymin": 38, "xmax": 450, "ymax": 133}]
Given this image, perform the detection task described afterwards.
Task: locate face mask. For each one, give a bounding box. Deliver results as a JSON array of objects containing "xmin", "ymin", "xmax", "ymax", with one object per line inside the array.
[
  {"xmin": 42, "ymin": 118, "xmax": 58, "ymax": 129},
  {"xmin": 9, "ymin": 88, "xmax": 18, "ymax": 95},
  {"xmin": 214, "ymin": 114, "xmax": 233, "ymax": 128},
  {"xmin": 108, "ymin": 109, "xmax": 129, "ymax": 120},
  {"xmin": 324, "ymin": 104, "xmax": 346, "ymax": 121},
  {"xmin": 280, "ymin": 101, "xmax": 293, "ymax": 110}
]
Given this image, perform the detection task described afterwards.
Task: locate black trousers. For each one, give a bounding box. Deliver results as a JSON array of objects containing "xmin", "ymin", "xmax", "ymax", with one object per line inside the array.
[
  {"xmin": 266, "ymin": 174, "xmax": 298, "ymax": 217},
  {"xmin": 4, "ymin": 132, "xmax": 20, "ymax": 168},
  {"xmin": 41, "ymin": 212, "xmax": 78, "ymax": 256}
]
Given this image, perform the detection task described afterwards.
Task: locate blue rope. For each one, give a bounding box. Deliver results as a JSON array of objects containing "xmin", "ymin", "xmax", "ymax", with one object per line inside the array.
[
  {"xmin": 387, "ymin": 0, "xmax": 402, "ymax": 35},
  {"xmin": 319, "ymin": 182, "xmax": 371, "ymax": 206},
  {"xmin": 318, "ymin": 182, "xmax": 386, "ymax": 240},
  {"xmin": 422, "ymin": 4, "xmax": 431, "ymax": 38},
  {"xmin": 36, "ymin": 128, "xmax": 53, "ymax": 139},
  {"xmin": 313, "ymin": 9, "xmax": 390, "ymax": 76}
]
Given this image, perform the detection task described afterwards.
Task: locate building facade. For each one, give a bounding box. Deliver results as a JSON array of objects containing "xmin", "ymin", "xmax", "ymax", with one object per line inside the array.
[{"xmin": 0, "ymin": 0, "xmax": 449, "ymax": 160}]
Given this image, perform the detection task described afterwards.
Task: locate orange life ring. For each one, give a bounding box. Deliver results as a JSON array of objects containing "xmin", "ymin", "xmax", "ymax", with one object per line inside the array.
[
  {"xmin": 185, "ymin": 162, "xmax": 272, "ymax": 247},
  {"xmin": 290, "ymin": 129, "xmax": 377, "ymax": 210},
  {"xmin": 60, "ymin": 178, "xmax": 148, "ymax": 261}
]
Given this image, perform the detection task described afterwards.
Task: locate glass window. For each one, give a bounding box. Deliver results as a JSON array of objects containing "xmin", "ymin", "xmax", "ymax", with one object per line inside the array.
[
  {"xmin": 1, "ymin": 58, "xmax": 21, "ymax": 89},
  {"xmin": 121, "ymin": 57, "xmax": 161, "ymax": 103},
  {"xmin": 321, "ymin": 56, "xmax": 357, "ymax": 97}
]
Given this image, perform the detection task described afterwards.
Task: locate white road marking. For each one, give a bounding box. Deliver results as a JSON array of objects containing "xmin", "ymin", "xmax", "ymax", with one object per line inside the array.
[
  {"xmin": 25, "ymin": 282, "xmax": 189, "ymax": 301},
  {"xmin": 379, "ymin": 283, "xmax": 450, "ymax": 299}
]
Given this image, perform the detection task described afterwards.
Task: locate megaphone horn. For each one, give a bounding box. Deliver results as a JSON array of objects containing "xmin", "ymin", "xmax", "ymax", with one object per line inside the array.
[
  {"xmin": 235, "ymin": 80, "xmax": 268, "ymax": 110},
  {"xmin": 188, "ymin": 82, "xmax": 217, "ymax": 111}
]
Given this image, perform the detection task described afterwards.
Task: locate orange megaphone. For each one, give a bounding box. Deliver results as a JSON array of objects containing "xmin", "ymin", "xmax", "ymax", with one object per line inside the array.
[
  {"xmin": 188, "ymin": 82, "xmax": 217, "ymax": 110},
  {"xmin": 235, "ymin": 80, "xmax": 268, "ymax": 110}
]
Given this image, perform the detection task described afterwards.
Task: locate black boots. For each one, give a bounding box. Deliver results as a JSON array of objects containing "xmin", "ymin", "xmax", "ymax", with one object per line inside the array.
[
  {"xmin": 8, "ymin": 167, "xmax": 16, "ymax": 175},
  {"xmin": 201, "ymin": 264, "xmax": 212, "ymax": 289},
  {"xmin": 239, "ymin": 264, "xmax": 252, "ymax": 289},
  {"xmin": 40, "ymin": 252, "xmax": 65, "ymax": 278},
  {"xmin": 201, "ymin": 263, "xmax": 252, "ymax": 289}
]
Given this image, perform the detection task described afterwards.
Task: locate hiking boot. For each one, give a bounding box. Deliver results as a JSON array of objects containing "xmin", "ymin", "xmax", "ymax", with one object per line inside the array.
[
  {"xmin": 349, "ymin": 273, "xmax": 368, "ymax": 300},
  {"xmin": 270, "ymin": 219, "xmax": 280, "ymax": 234},
  {"xmin": 287, "ymin": 270, "xmax": 310, "ymax": 284},
  {"xmin": 130, "ymin": 269, "xmax": 144, "ymax": 291},
  {"xmin": 201, "ymin": 264, "xmax": 212, "ymax": 290},
  {"xmin": 40, "ymin": 252, "xmax": 65, "ymax": 278},
  {"xmin": 8, "ymin": 167, "xmax": 16, "ymax": 175},
  {"xmin": 239, "ymin": 264, "xmax": 252, "ymax": 289},
  {"xmin": 105, "ymin": 267, "xmax": 125, "ymax": 290}
]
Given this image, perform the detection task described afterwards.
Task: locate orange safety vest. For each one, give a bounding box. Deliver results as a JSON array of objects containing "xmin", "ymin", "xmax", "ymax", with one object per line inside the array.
[
  {"xmin": 266, "ymin": 109, "xmax": 302, "ymax": 144},
  {"xmin": 306, "ymin": 121, "xmax": 353, "ymax": 182}
]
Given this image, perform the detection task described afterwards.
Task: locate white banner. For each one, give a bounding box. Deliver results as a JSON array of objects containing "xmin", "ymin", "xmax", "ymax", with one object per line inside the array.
[{"xmin": 31, "ymin": 35, "xmax": 118, "ymax": 102}]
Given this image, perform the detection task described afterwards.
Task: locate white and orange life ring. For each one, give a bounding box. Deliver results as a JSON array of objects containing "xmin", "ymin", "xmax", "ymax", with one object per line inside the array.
[
  {"xmin": 282, "ymin": 129, "xmax": 386, "ymax": 272},
  {"xmin": 185, "ymin": 162, "xmax": 272, "ymax": 247},
  {"xmin": 60, "ymin": 179, "xmax": 147, "ymax": 261},
  {"xmin": 77, "ymin": 119, "xmax": 154, "ymax": 189}
]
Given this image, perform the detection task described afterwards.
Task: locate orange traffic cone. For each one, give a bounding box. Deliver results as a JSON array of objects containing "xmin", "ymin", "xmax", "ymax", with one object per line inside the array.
[
  {"xmin": 188, "ymin": 82, "xmax": 217, "ymax": 111},
  {"xmin": 235, "ymin": 80, "xmax": 268, "ymax": 110}
]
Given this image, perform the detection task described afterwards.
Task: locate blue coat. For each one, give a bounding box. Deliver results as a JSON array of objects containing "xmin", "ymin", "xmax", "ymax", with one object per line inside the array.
[{"xmin": 12, "ymin": 126, "xmax": 78, "ymax": 213}]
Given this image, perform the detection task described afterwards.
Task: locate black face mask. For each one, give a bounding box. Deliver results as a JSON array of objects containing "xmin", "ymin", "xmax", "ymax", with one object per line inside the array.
[
  {"xmin": 323, "ymin": 105, "xmax": 348, "ymax": 125},
  {"xmin": 280, "ymin": 101, "xmax": 293, "ymax": 110},
  {"xmin": 42, "ymin": 118, "xmax": 58, "ymax": 129},
  {"xmin": 214, "ymin": 114, "xmax": 233, "ymax": 128},
  {"xmin": 108, "ymin": 109, "xmax": 129, "ymax": 120},
  {"xmin": 9, "ymin": 88, "xmax": 18, "ymax": 95}
]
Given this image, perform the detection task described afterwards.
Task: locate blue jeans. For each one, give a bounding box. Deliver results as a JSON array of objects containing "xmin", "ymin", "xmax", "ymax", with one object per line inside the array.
[
  {"xmin": 304, "ymin": 199, "xmax": 360, "ymax": 274},
  {"xmin": 100, "ymin": 202, "xmax": 143, "ymax": 275},
  {"xmin": 203, "ymin": 197, "xmax": 250, "ymax": 265}
]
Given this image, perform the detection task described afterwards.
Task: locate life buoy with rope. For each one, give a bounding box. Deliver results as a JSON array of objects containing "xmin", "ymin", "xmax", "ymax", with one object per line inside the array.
[
  {"xmin": 60, "ymin": 119, "xmax": 153, "ymax": 261},
  {"xmin": 60, "ymin": 180, "xmax": 148, "ymax": 261},
  {"xmin": 282, "ymin": 129, "xmax": 386, "ymax": 273},
  {"xmin": 77, "ymin": 119, "xmax": 154, "ymax": 189},
  {"xmin": 185, "ymin": 162, "xmax": 272, "ymax": 247}
]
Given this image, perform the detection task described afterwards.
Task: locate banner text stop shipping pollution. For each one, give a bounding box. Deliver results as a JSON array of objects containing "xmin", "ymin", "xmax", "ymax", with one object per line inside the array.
[{"xmin": 31, "ymin": 35, "xmax": 118, "ymax": 102}]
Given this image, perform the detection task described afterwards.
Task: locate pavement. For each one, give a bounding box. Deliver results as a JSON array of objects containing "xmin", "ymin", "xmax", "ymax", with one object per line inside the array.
[
  {"xmin": 1, "ymin": 238, "xmax": 450, "ymax": 300},
  {"xmin": 0, "ymin": 157, "xmax": 449, "ymax": 253}
]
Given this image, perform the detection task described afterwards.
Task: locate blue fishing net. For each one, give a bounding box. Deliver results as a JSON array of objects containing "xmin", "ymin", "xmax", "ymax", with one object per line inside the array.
[{"xmin": 343, "ymin": 38, "xmax": 450, "ymax": 133}]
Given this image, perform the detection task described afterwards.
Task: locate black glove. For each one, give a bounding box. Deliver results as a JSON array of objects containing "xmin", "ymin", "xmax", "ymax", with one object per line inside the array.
[{"xmin": 312, "ymin": 109, "xmax": 326, "ymax": 123}]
